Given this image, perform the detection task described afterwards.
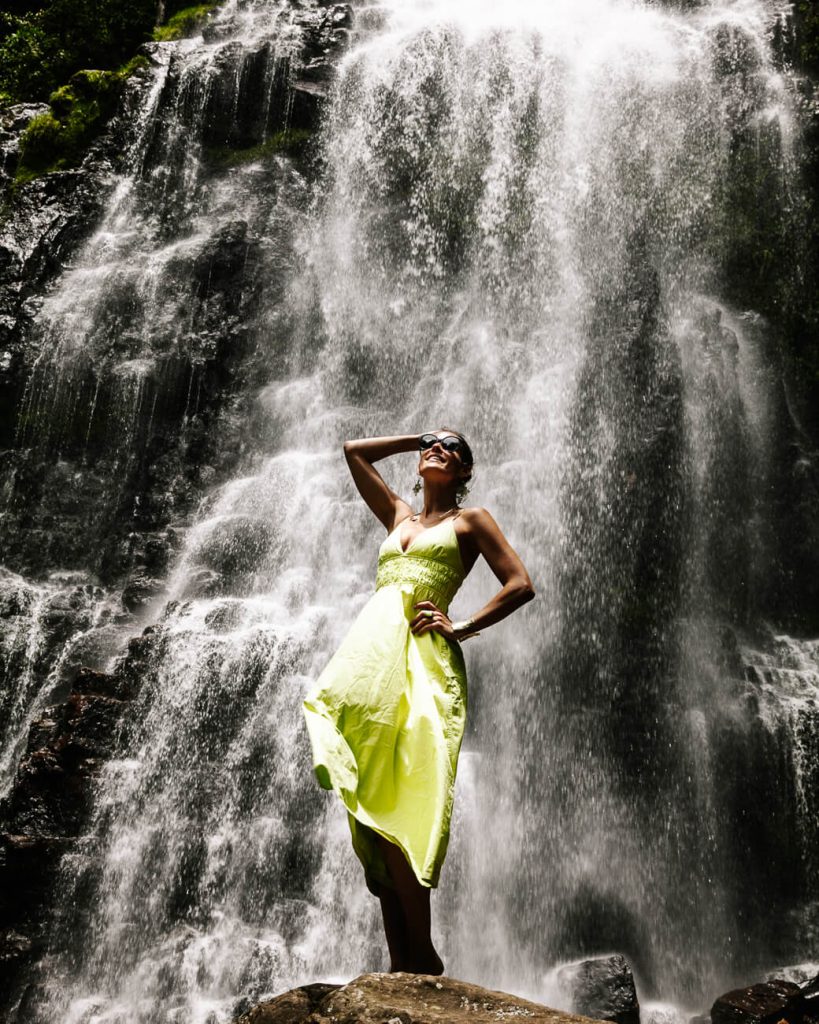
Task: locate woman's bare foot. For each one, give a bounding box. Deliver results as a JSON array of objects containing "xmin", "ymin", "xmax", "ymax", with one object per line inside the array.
[{"xmin": 404, "ymin": 947, "xmax": 444, "ymax": 975}]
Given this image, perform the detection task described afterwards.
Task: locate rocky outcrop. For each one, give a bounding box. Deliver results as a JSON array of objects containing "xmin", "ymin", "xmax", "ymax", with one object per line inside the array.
[{"xmin": 236, "ymin": 972, "xmax": 609, "ymax": 1024}]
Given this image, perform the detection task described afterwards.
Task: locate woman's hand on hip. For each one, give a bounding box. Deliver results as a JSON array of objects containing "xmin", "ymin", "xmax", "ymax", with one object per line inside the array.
[{"xmin": 411, "ymin": 601, "xmax": 457, "ymax": 639}]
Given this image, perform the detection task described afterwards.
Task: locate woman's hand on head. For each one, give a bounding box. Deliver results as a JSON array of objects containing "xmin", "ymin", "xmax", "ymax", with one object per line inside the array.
[{"xmin": 410, "ymin": 600, "xmax": 458, "ymax": 640}]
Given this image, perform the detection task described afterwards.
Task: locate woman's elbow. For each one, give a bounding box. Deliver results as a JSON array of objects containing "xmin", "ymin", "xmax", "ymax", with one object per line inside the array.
[{"xmin": 515, "ymin": 578, "xmax": 536, "ymax": 603}]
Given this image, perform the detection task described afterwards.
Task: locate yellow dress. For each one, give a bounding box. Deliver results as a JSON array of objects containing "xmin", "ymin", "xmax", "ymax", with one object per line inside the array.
[{"xmin": 302, "ymin": 514, "xmax": 469, "ymax": 895}]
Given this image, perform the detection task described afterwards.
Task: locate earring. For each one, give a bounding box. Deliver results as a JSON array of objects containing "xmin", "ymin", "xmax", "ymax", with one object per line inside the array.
[{"xmin": 412, "ymin": 477, "xmax": 422, "ymax": 495}]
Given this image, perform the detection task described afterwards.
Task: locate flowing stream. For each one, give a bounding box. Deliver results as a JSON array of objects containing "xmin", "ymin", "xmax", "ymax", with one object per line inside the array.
[{"xmin": 4, "ymin": 0, "xmax": 819, "ymax": 1020}]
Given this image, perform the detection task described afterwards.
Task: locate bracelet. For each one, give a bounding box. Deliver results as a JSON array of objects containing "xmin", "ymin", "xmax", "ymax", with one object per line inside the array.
[{"xmin": 452, "ymin": 618, "xmax": 480, "ymax": 641}]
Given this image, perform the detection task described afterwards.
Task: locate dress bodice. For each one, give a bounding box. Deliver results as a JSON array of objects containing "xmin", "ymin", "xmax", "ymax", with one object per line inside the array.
[{"xmin": 375, "ymin": 517, "xmax": 466, "ymax": 612}]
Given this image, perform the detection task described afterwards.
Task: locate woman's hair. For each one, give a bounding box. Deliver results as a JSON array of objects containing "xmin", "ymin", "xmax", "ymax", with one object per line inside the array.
[
  {"xmin": 439, "ymin": 426, "xmax": 474, "ymax": 503},
  {"xmin": 439, "ymin": 426, "xmax": 474, "ymax": 470}
]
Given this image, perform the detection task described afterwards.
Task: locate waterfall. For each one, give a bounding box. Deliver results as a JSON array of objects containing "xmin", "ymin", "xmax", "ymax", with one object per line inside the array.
[{"xmin": 3, "ymin": 0, "xmax": 818, "ymax": 1020}]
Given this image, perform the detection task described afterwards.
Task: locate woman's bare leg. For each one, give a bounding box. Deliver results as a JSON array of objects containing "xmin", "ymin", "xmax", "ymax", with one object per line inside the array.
[
  {"xmin": 377, "ymin": 883, "xmax": 408, "ymax": 972},
  {"xmin": 374, "ymin": 834, "xmax": 444, "ymax": 975}
]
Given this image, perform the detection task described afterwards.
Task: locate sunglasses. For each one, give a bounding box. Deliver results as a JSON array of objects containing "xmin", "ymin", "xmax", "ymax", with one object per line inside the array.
[{"xmin": 419, "ymin": 433, "xmax": 466, "ymax": 458}]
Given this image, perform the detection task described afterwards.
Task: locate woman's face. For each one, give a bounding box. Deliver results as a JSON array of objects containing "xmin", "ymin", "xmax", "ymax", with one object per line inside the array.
[{"xmin": 417, "ymin": 431, "xmax": 470, "ymax": 486}]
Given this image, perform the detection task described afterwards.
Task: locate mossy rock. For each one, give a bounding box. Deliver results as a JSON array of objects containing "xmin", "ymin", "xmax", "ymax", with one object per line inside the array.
[
  {"xmin": 16, "ymin": 112, "xmax": 62, "ymax": 170},
  {"xmin": 15, "ymin": 55, "xmax": 149, "ymax": 182},
  {"xmin": 152, "ymin": 4, "xmax": 217, "ymax": 42}
]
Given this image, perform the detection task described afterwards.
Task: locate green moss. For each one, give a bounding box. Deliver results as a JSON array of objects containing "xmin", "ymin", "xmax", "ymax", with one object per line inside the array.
[
  {"xmin": 118, "ymin": 55, "xmax": 151, "ymax": 77},
  {"xmin": 152, "ymin": 4, "xmax": 216, "ymax": 42},
  {"xmin": 15, "ymin": 112, "xmax": 62, "ymax": 176},
  {"xmin": 204, "ymin": 129, "xmax": 314, "ymax": 168},
  {"xmin": 202, "ymin": 129, "xmax": 315, "ymax": 168},
  {"xmin": 15, "ymin": 56, "xmax": 150, "ymax": 183}
]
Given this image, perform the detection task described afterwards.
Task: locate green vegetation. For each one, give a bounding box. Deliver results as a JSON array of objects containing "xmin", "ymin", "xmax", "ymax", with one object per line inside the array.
[
  {"xmin": 15, "ymin": 56, "xmax": 148, "ymax": 182},
  {"xmin": 0, "ymin": 0, "xmax": 216, "ymax": 106},
  {"xmin": 0, "ymin": 0, "xmax": 157, "ymax": 104},
  {"xmin": 152, "ymin": 4, "xmax": 216, "ymax": 42},
  {"xmin": 0, "ymin": 0, "xmax": 223, "ymax": 183},
  {"xmin": 204, "ymin": 130, "xmax": 315, "ymax": 169}
]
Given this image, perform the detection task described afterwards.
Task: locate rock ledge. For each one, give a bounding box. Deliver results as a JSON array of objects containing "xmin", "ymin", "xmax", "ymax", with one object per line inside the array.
[{"xmin": 236, "ymin": 971, "xmax": 607, "ymax": 1024}]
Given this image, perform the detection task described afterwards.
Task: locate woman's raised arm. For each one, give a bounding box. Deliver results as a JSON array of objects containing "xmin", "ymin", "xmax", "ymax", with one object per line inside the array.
[{"xmin": 342, "ymin": 434, "xmax": 418, "ymax": 530}]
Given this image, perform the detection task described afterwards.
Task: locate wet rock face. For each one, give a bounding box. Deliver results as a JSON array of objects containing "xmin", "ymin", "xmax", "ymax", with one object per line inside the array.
[
  {"xmin": 186, "ymin": 514, "xmax": 278, "ymax": 596},
  {"xmin": 237, "ymin": 972, "xmax": 608, "ymax": 1024},
  {"xmin": 0, "ymin": 569, "xmax": 110, "ymax": 795},
  {"xmin": 0, "ymin": 631, "xmax": 166, "ymax": 1015},
  {"xmin": 0, "ymin": 54, "xmax": 165, "ymax": 534},
  {"xmin": 0, "ymin": 55, "xmax": 162, "ymax": 345}
]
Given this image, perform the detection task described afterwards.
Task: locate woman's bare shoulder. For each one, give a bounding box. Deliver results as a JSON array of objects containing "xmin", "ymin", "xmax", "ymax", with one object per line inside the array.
[
  {"xmin": 458, "ymin": 506, "xmax": 502, "ymax": 538},
  {"xmin": 460, "ymin": 506, "xmax": 496, "ymax": 527},
  {"xmin": 460, "ymin": 509, "xmax": 511, "ymax": 557}
]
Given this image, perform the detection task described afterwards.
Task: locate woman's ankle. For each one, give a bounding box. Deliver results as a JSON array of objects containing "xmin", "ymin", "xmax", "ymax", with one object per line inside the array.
[{"xmin": 403, "ymin": 944, "xmax": 444, "ymax": 975}]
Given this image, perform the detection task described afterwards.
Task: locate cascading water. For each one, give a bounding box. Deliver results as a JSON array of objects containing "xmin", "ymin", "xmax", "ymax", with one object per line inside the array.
[{"xmin": 3, "ymin": 0, "xmax": 819, "ymax": 1020}]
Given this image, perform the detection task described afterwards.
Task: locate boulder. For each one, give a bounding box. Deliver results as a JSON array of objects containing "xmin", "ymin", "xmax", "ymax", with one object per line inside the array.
[
  {"xmin": 711, "ymin": 980, "xmax": 801, "ymax": 1024},
  {"xmin": 557, "ymin": 955, "xmax": 640, "ymax": 1024},
  {"xmin": 236, "ymin": 971, "xmax": 610, "ymax": 1024},
  {"xmin": 708, "ymin": 971, "xmax": 819, "ymax": 1024}
]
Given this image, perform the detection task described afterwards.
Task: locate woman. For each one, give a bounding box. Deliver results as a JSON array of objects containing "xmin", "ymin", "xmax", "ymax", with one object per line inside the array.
[{"xmin": 302, "ymin": 429, "xmax": 535, "ymax": 975}]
